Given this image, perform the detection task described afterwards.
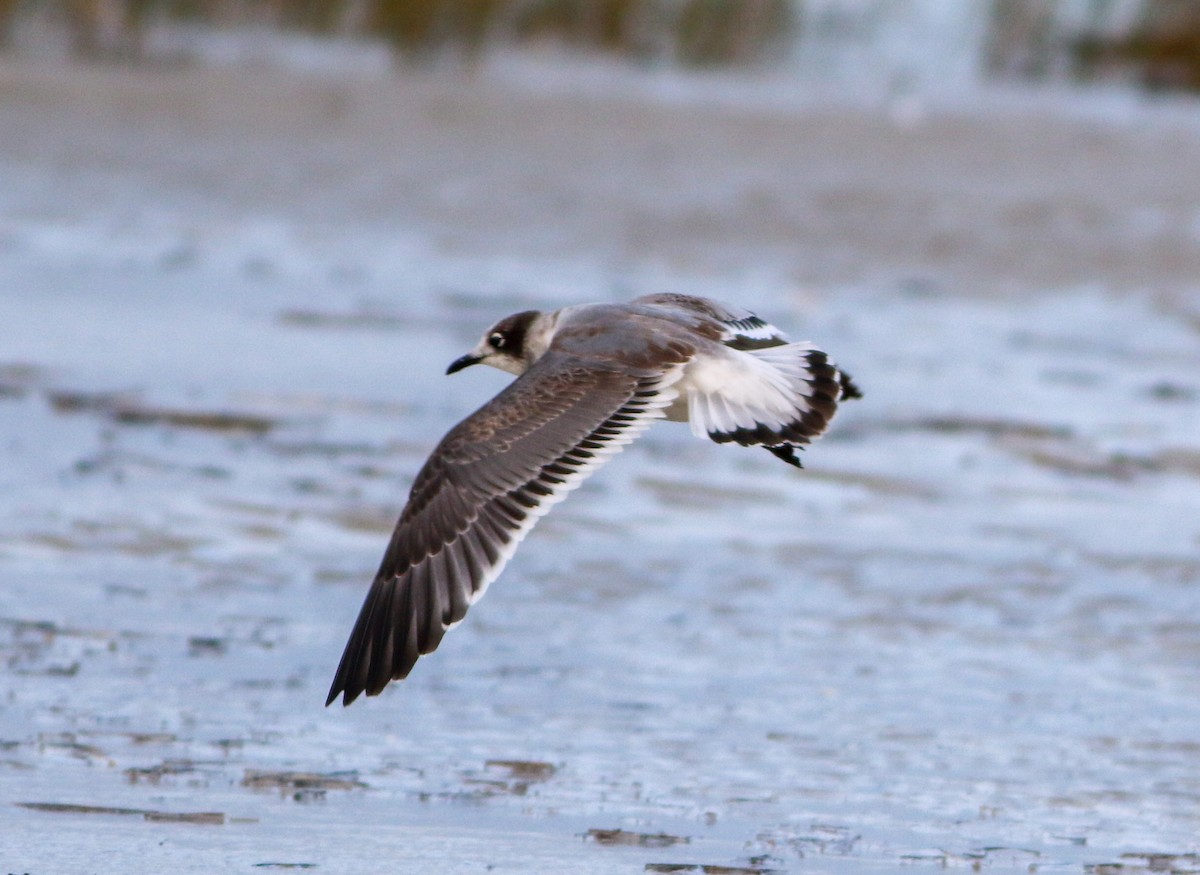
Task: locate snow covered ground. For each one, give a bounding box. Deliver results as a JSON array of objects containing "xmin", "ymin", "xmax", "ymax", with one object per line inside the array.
[{"xmin": 1, "ymin": 52, "xmax": 1199, "ymax": 874}]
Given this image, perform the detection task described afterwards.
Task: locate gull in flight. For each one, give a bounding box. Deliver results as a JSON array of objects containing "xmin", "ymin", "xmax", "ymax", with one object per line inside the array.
[{"xmin": 326, "ymin": 293, "xmax": 860, "ymax": 706}]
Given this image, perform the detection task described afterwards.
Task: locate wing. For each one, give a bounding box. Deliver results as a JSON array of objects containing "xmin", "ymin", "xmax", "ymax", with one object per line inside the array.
[
  {"xmin": 326, "ymin": 352, "xmax": 684, "ymax": 706},
  {"xmin": 631, "ymin": 292, "xmax": 790, "ymax": 350}
]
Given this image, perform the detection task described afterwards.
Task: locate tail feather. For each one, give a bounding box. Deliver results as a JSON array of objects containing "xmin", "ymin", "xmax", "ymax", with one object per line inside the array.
[
  {"xmin": 839, "ymin": 370, "xmax": 863, "ymax": 401},
  {"xmin": 688, "ymin": 342, "xmax": 860, "ymax": 467}
]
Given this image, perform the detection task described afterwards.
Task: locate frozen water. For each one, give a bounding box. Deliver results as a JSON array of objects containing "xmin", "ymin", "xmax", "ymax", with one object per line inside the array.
[{"xmin": 1, "ymin": 56, "xmax": 1199, "ymax": 874}]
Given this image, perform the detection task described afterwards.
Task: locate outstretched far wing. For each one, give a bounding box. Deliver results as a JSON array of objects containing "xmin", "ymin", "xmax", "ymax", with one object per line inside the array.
[
  {"xmin": 326, "ymin": 352, "xmax": 684, "ymax": 706},
  {"xmin": 631, "ymin": 292, "xmax": 790, "ymax": 350}
]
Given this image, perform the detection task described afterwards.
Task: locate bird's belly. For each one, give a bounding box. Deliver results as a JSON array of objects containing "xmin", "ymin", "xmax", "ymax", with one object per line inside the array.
[
  {"xmin": 663, "ymin": 395, "xmax": 690, "ymax": 422},
  {"xmin": 664, "ymin": 354, "xmax": 738, "ymax": 424}
]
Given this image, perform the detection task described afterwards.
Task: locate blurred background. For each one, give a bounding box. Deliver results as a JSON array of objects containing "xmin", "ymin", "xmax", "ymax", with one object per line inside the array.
[
  {"xmin": 2, "ymin": 3, "xmax": 1199, "ymax": 874},
  {"xmin": 2, "ymin": 0, "xmax": 1200, "ymax": 92}
]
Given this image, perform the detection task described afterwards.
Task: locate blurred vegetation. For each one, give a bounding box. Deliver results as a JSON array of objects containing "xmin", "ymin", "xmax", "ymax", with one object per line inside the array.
[
  {"xmin": 986, "ymin": 0, "xmax": 1200, "ymax": 91},
  {"xmin": 0, "ymin": 0, "xmax": 16, "ymax": 48},
  {"xmin": 1073, "ymin": 0, "xmax": 1200, "ymax": 92},
  {"xmin": 1, "ymin": 0, "xmax": 794, "ymax": 66},
  {"xmin": 1, "ymin": 0, "xmax": 1198, "ymax": 92}
]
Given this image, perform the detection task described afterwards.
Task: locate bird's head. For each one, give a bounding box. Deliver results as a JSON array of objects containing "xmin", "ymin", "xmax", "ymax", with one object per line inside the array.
[{"xmin": 447, "ymin": 310, "xmax": 544, "ymax": 377}]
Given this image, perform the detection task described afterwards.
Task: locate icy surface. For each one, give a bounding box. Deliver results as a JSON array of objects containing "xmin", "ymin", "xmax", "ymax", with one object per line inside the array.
[{"xmin": 1, "ymin": 57, "xmax": 1199, "ymax": 874}]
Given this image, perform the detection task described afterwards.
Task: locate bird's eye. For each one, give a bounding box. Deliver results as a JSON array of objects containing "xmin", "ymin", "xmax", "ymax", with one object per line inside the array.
[{"xmin": 488, "ymin": 332, "xmax": 505, "ymax": 349}]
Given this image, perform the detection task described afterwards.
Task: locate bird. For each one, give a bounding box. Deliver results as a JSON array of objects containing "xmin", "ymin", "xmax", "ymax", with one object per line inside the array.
[{"xmin": 325, "ymin": 293, "xmax": 861, "ymax": 706}]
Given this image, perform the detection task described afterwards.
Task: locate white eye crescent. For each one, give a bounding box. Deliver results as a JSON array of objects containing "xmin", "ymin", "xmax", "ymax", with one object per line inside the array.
[{"xmin": 488, "ymin": 332, "xmax": 505, "ymax": 349}]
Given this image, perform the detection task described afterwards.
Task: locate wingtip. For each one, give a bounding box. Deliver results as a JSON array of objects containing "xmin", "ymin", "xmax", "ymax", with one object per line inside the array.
[
  {"xmin": 326, "ymin": 666, "xmax": 364, "ymax": 707},
  {"xmin": 839, "ymin": 371, "xmax": 863, "ymax": 401},
  {"xmin": 326, "ymin": 685, "xmax": 362, "ymax": 708}
]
